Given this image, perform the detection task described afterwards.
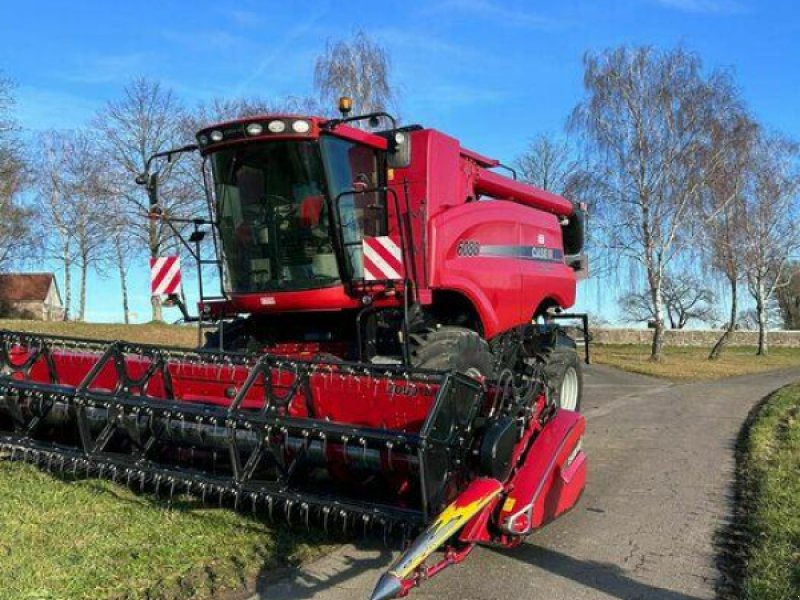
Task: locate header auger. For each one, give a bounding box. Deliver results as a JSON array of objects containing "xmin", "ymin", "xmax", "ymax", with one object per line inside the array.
[{"xmin": 0, "ymin": 99, "xmax": 589, "ymax": 599}]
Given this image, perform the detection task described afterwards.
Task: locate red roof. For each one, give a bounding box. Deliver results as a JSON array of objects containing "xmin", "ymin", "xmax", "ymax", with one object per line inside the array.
[{"xmin": 0, "ymin": 273, "xmax": 59, "ymax": 303}]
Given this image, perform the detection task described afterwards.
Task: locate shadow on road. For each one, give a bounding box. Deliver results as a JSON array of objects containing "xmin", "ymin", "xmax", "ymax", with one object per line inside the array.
[
  {"xmin": 254, "ymin": 541, "xmax": 393, "ymax": 600},
  {"xmin": 494, "ymin": 544, "xmax": 705, "ymax": 600}
]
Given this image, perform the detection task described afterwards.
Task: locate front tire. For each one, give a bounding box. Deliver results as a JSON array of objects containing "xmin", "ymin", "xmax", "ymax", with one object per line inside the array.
[
  {"xmin": 542, "ymin": 343, "xmax": 583, "ymax": 412},
  {"xmin": 409, "ymin": 326, "xmax": 494, "ymax": 378}
]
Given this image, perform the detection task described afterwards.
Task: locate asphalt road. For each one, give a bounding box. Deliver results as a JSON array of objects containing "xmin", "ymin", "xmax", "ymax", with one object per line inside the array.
[{"xmin": 253, "ymin": 364, "xmax": 800, "ymax": 600}]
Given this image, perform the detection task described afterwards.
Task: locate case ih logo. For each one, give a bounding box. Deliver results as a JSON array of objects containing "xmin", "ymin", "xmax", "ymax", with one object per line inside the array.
[
  {"xmin": 150, "ymin": 256, "xmax": 181, "ymax": 296},
  {"xmin": 363, "ymin": 236, "xmax": 405, "ymax": 281}
]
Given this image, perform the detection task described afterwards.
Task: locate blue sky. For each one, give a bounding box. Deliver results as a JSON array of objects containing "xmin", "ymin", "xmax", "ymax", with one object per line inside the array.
[{"xmin": 2, "ymin": 0, "xmax": 799, "ymax": 322}]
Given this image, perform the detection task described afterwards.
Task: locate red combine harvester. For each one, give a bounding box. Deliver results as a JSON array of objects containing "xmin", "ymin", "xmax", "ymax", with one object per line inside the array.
[{"xmin": 0, "ymin": 100, "xmax": 589, "ymax": 599}]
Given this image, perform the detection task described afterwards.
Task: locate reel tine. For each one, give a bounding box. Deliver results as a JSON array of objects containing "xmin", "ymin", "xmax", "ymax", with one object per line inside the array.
[
  {"xmin": 285, "ymin": 499, "xmax": 294, "ymax": 526},
  {"xmin": 250, "ymin": 492, "xmax": 258, "ymax": 515},
  {"xmin": 267, "ymin": 495, "xmax": 274, "ymax": 522},
  {"xmin": 322, "ymin": 506, "xmax": 331, "ymax": 535},
  {"xmin": 361, "ymin": 514, "xmax": 371, "ymax": 538}
]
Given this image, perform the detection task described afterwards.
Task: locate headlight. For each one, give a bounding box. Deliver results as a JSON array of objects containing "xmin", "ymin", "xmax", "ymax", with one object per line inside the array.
[
  {"xmin": 267, "ymin": 120, "xmax": 286, "ymax": 133},
  {"xmin": 209, "ymin": 130, "xmax": 224, "ymax": 142},
  {"xmin": 197, "ymin": 134, "xmax": 209, "ymax": 146},
  {"xmin": 246, "ymin": 122, "xmax": 263, "ymax": 136},
  {"xmin": 292, "ymin": 119, "xmax": 311, "ymax": 133}
]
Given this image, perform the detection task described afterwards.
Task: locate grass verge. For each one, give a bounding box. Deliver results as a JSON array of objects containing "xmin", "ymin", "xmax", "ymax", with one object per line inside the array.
[
  {"xmin": 0, "ymin": 319, "xmax": 198, "ymax": 348},
  {"xmin": 0, "ymin": 461, "xmax": 327, "ymax": 600},
  {"xmin": 592, "ymin": 344, "xmax": 800, "ymax": 381},
  {"xmin": 732, "ymin": 385, "xmax": 800, "ymax": 600},
  {"xmin": 0, "ymin": 319, "xmax": 326, "ymax": 600}
]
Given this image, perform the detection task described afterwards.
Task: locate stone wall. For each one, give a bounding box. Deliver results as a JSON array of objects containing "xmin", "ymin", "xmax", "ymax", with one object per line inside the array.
[{"xmin": 588, "ymin": 328, "xmax": 800, "ymax": 348}]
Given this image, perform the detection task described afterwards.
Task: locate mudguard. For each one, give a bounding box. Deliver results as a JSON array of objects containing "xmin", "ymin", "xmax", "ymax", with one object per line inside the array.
[{"xmin": 498, "ymin": 409, "xmax": 586, "ymax": 535}]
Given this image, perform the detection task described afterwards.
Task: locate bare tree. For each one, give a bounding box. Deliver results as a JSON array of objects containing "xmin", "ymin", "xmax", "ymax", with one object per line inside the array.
[
  {"xmin": 63, "ymin": 133, "xmax": 111, "ymax": 321},
  {"xmin": 741, "ymin": 132, "xmax": 800, "ymax": 355},
  {"xmin": 314, "ymin": 31, "xmax": 394, "ymax": 118},
  {"xmin": 106, "ymin": 195, "xmax": 137, "ymax": 324},
  {"xmin": 94, "ymin": 77, "xmax": 194, "ymax": 322},
  {"xmin": 620, "ymin": 273, "xmax": 716, "ymax": 328},
  {"xmin": 0, "ymin": 75, "xmax": 31, "ymax": 270},
  {"xmin": 35, "ymin": 130, "xmax": 110, "ymax": 321},
  {"xmin": 705, "ymin": 114, "xmax": 757, "ymax": 358},
  {"xmin": 570, "ymin": 46, "xmax": 741, "ymax": 360},
  {"xmin": 515, "ymin": 134, "xmax": 580, "ymax": 195},
  {"xmin": 35, "ymin": 131, "xmax": 76, "ymax": 319},
  {"xmin": 775, "ymin": 262, "xmax": 800, "ymax": 330}
]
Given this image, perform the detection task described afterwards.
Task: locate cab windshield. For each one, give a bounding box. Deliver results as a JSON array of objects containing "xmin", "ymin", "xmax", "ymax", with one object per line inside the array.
[{"xmin": 211, "ymin": 139, "xmax": 384, "ymax": 293}]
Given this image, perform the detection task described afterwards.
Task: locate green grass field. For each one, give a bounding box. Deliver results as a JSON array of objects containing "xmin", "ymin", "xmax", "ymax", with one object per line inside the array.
[
  {"xmin": 738, "ymin": 385, "xmax": 800, "ymax": 600},
  {"xmin": 0, "ymin": 319, "xmax": 324, "ymax": 600},
  {"xmin": 593, "ymin": 344, "xmax": 800, "ymax": 381},
  {"xmin": 0, "ymin": 462, "xmax": 327, "ymax": 600}
]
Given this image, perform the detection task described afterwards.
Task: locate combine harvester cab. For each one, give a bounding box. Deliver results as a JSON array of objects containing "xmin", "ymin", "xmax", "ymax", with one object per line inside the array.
[{"xmin": 0, "ymin": 99, "xmax": 590, "ymax": 599}]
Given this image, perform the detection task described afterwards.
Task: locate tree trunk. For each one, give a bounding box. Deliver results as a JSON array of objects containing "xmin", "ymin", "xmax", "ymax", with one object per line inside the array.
[
  {"xmin": 78, "ymin": 254, "xmax": 88, "ymax": 322},
  {"xmin": 120, "ymin": 268, "xmax": 130, "ymax": 325},
  {"xmin": 710, "ymin": 276, "xmax": 737, "ymax": 360},
  {"xmin": 649, "ymin": 273, "xmax": 665, "ymax": 361},
  {"xmin": 63, "ymin": 255, "xmax": 72, "ymax": 321},
  {"xmin": 115, "ymin": 239, "xmax": 131, "ymax": 324},
  {"xmin": 756, "ymin": 279, "xmax": 768, "ymax": 356}
]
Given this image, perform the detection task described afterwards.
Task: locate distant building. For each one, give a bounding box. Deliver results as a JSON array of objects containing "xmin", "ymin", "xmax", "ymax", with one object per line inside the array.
[{"xmin": 0, "ymin": 273, "xmax": 64, "ymax": 321}]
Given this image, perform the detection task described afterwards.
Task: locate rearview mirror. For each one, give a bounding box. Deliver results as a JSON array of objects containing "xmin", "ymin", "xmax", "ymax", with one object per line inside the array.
[{"xmin": 135, "ymin": 171, "xmax": 160, "ymax": 208}]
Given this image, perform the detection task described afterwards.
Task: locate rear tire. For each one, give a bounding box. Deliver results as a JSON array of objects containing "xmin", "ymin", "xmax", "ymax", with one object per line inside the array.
[
  {"xmin": 410, "ymin": 326, "xmax": 494, "ymax": 378},
  {"xmin": 542, "ymin": 342, "xmax": 583, "ymax": 412}
]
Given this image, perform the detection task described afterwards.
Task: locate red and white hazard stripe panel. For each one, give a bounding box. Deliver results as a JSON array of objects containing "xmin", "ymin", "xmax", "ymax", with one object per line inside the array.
[
  {"xmin": 362, "ymin": 236, "xmax": 405, "ymax": 281},
  {"xmin": 150, "ymin": 256, "xmax": 181, "ymax": 296}
]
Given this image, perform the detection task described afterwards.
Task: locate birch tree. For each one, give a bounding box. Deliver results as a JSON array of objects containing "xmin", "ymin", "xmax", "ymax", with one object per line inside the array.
[
  {"xmin": 775, "ymin": 262, "xmax": 800, "ymax": 330},
  {"xmin": 36, "ymin": 131, "xmax": 76, "ymax": 319},
  {"xmin": 62, "ymin": 132, "xmax": 110, "ymax": 321},
  {"xmin": 314, "ymin": 31, "xmax": 394, "ymax": 118},
  {"xmin": 741, "ymin": 132, "xmax": 800, "ymax": 355},
  {"xmin": 570, "ymin": 46, "xmax": 740, "ymax": 360},
  {"xmin": 36, "ymin": 130, "xmax": 109, "ymax": 321},
  {"xmin": 705, "ymin": 114, "xmax": 757, "ymax": 359}
]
